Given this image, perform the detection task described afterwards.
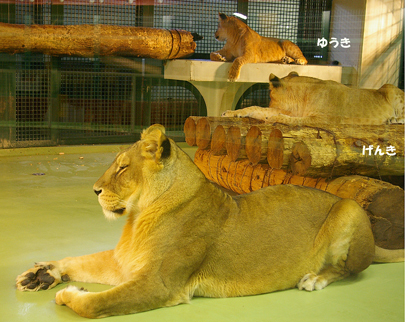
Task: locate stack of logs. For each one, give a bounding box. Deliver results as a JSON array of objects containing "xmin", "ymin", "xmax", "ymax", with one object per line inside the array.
[{"xmin": 184, "ymin": 116, "xmax": 405, "ymax": 249}]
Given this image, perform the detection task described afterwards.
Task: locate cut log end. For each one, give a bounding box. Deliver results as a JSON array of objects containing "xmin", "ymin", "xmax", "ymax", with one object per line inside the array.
[
  {"xmin": 183, "ymin": 117, "xmax": 197, "ymax": 146},
  {"xmin": 289, "ymin": 141, "xmax": 311, "ymax": 175},
  {"xmin": 211, "ymin": 125, "xmax": 226, "ymax": 155},
  {"xmin": 196, "ymin": 118, "xmax": 211, "ymax": 150},
  {"xmin": 267, "ymin": 128, "xmax": 284, "ymax": 169},
  {"xmin": 367, "ymin": 187, "xmax": 405, "ymax": 249},
  {"xmin": 226, "ymin": 126, "xmax": 242, "ymax": 162},
  {"xmin": 245, "ymin": 126, "xmax": 262, "ymax": 165}
]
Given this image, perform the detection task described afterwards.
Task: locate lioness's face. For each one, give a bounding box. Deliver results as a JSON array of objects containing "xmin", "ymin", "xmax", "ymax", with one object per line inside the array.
[
  {"xmin": 93, "ymin": 143, "xmax": 144, "ymax": 220},
  {"xmin": 93, "ymin": 125, "xmax": 172, "ymax": 220}
]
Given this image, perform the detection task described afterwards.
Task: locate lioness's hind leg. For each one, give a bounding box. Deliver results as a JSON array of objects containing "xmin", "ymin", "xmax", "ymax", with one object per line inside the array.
[
  {"xmin": 280, "ymin": 56, "xmax": 295, "ymax": 64},
  {"xmin": 299, "ymin": 199, "xmax": 375, "ymax": 291},
  {"xmin": 298, "ymin": 266, "xmax": 349, "ymax": 291}
]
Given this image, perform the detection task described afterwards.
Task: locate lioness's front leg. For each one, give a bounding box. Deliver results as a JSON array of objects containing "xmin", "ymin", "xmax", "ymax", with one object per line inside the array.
[
  {"xmin": 222, "ymin": 106, "xmax": 283, "ymax": 119},
  {"xmin": 228, "ymin": 56, "xmax": 252, "ymax": 81},
  {"xmin": 16, "ymin": 250, "xmax": 123, "ymax": 291},
  {"xmin": 54, "ymin": 277, "xmax": 179, "ymax": 318}
]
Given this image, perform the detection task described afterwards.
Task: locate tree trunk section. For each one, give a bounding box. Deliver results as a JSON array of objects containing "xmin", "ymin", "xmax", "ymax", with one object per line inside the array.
[
  {"xmin": 0, "ymin": 23, "xmax": 196, "ymax": 59},
  {"xmin": 267, "ymin": 128, "xmax": 284, "ymax": 169},
  {"xmin": 185, "ymin": 117, "xmax": 404, "ymax": 177}
]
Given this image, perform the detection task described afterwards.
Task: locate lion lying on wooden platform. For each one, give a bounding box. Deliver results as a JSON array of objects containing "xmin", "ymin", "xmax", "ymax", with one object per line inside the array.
[
  {"xmin": 210, "ymin": 13, "xmax": 307, "ymax": 81},
  {"xmin": 16, "ymin": 125, "xmax": 404, "ymax": 318},
  {"xmin": 223, "ymin": 72, "xmax": 405, "ymax": 125}
]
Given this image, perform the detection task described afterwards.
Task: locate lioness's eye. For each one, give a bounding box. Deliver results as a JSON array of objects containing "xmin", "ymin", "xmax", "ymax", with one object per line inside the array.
[{"xmin": 118, "ymin": 165, "xmax": 128, "ymax": 172}]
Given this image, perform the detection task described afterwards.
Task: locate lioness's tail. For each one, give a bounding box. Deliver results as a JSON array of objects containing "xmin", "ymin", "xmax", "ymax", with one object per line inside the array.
[{"xmin": 374, "ymin": 246, "xmax": 404, "ymax": 263}]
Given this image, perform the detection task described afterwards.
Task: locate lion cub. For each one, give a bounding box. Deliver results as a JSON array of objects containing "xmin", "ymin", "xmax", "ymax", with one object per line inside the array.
[
  {"xmin": 223, "ymin": 72, "xmax": 405, "ymax": 125},
  {"xmin": 210, "ymin": 13, "xmax": 307, "ymax": 81}
]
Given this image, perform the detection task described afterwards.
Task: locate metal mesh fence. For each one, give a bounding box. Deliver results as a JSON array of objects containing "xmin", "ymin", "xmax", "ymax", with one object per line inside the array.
[
  {"xmin": 15, "ymin": 55, "xmax": 51, "ymax": 143},
  {"xmin": 153, "ymin": 0, "xmax": 237, "ymax": 55},
  {"xmin": 0, "ymin": 0, "xmax": 336, "ymax": 148},
  {"xmin": 248, "ymin": 0, "xmax": 300, "ymax": 43},
  {"xmin": 298, "ymin": 0, "xmax": 332, "ymax": 60}
]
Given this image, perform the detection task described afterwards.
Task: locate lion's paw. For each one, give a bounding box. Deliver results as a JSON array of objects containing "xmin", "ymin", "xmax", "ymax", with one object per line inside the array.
[
  {"xmin": 16, "ymin": 263, "xmax": 69, "ymax": 291},
  {"xmin": 281, "ymin": 56, "xmax": 295, "ymax": 64},
  {"xmin": 210, "ymin": 52, "xmax": 226, "ymax": 62},
  {"xmin": 228, "ymin": 70, "xmax": 240, "ymax": 82},
  {"xmin": 297, "ymin": 273, "xmax": 328, "ymax": 291},
  {"xmin": 222, "ymin": 110, "xmax": 239, "ymax": 118},
  {"xmin": 295, "ymin": 58, "xmax": 308, "ymax": 65},
  {"xmin": 55, "ymin": 285, "xmax": 88, "ymax": 306}
]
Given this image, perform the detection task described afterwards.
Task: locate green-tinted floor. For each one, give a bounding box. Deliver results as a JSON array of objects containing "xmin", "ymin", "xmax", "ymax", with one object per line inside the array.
[{"xmin": 0, "ymin": 143, "xmax": 404, "ymax": 321}]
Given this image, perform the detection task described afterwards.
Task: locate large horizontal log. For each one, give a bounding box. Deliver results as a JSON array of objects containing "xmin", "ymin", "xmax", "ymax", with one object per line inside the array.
[
  {"xmin": 194, "ymin": 149, "xmax": 404, "ymax": 249},
  {"xmin": 185, "ymin": 117, "xmax": 404, "ymax": 177},
  {"xmin": 0, "ymin": 23, "xmax": 196, "ymax": 59}
]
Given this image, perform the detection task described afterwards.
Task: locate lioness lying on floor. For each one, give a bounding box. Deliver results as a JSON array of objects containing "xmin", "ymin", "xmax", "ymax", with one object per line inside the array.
[
  {"xmin": 223, "ymin": 72, "xmax": 405, "ymax": 125},
  {"xmin": 16, "ymin": 124, "xmax": 404, "ymax": 318},
  {"xmin": 210, "ymin": 13, "xmax": 307, "ymax": 81}
]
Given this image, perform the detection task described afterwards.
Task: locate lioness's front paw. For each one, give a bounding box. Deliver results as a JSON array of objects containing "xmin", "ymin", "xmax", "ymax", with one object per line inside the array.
[
  {"xmin": 16, "ymin": 263, "xmax": 69, "ymax": 291},
  {"xmin": 210, "ymin": 52, "xmax": 226, "ymax": 62},
  {"xmin": 222, "ymin": 110, "xmax": 240, "ymax": 117},
  {"xmin": 228, "ymin": 69, "xmax": 240, "ymax": 82},
  {"xmin": 55, "ymin": 285, "xmax": 88, "ymax": 306},
  {"xmin": 297, "ymin": 273, "xmax": 328, "ymax": 291}
]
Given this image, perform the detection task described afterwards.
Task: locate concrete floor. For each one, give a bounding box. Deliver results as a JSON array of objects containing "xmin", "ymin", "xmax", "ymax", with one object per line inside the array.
[{"xmin": 0, "ymin": 143, "xmax": 404, "ymax": 321}]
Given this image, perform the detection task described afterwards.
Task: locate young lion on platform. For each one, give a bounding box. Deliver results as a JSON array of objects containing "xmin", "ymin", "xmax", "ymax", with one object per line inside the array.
[
  {"xmin": 16, "ymin": 125, "xmax": 403, "ymax": 318},
  {"xmin": 223, "ymin": 72, "xmax": 405, "ymax": 125},
  {"xmin": 210, "ymin": 13, "xmax": 307, "ymax": 81}
]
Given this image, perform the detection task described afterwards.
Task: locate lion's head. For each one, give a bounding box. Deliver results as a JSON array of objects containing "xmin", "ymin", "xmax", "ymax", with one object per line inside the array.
[
  {"xmin": 214, "ymin": 13, "xmax": 247, "ymax": 42},
  {"xmin": 268, "ymin": 72, "xmax": 323, "ymax": 109},
  {"xmin": 93, "ymin": 124, "xmax": 181, "ymax": 220}
]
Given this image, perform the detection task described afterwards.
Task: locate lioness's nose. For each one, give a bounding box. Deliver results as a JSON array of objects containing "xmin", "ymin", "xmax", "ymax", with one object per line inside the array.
[{"xmin": 94, "ymin": 189, "xmax": 102, "ymax": 196}]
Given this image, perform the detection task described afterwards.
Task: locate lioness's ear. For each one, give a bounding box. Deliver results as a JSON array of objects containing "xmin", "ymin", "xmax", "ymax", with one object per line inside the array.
[
  {"xmin": 287, "ymin": 71, "xmax": 299, "ymax": 78},
  {"xmin": 141, "ymin": 124, "xmax": 165, "ymax": 139},
  {"xmin": 141, "ymin": 124, "xmax": 171, "ymax": 163},
  {"xmin": 269, "ymin": 73, "xmax": 281, "ymax": 88},
  {"xmin": 219, "ymin": 13, "xmax": 228, "ymax": 20}
]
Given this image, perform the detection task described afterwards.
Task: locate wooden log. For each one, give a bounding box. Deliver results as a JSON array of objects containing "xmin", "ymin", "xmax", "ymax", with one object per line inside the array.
[
  {"xmin": 226, "ymin": 126, "xmax": 247, "ymax": 161},
  {"xmin": 192, "ymin": 116, "xmax": 264, "ymax": 151},
  {"xmin": 267, "ymin": 128, "xmax": 284, "ymax": 169},
  {"xmin": 186, "ymin": 117, "xmax": 404, "ymax": 177},
  {"xmin": 0, "ymin": 23, "xmax": 196, "ymax": 59},
  {"xmin": 196, "ymin": 118, "xmax": 215, "ymax": 150},
  {"xmin": 183, "ymin": 116, "xmax": 201, "ymax": 147},
  {"xmin": 288, "ymin": 141, "xmax": 312, "ymax": 175},
  {"xmin": 210, "ymin": 125, "xmax": 227, "ymax": 155},
  {"xmin": 245, "ymin": 126, "xmax": 264, "ymax": 165},
  {"xmin": 194, "ymin": 149, "xmax": 404, "ymax": 249}
]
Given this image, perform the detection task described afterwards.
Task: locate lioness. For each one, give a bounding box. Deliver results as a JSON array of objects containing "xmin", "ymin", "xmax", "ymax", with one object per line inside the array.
[
  {"xmin": 223, "ymin": 72, "xmax": 405, "ymax": 125},
  {"xmin": 210, "ymin": 13, "xmax": 307, "ymax": 81},
  {"xmin": 16, "ymin": 124, "xmax": 404, "ymax": 318}
]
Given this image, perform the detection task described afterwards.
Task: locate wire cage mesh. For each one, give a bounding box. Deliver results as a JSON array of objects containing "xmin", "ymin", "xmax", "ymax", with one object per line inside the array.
[{"xmin": 0, "ymin": 0, "xmax": 336, "ymax": 148}]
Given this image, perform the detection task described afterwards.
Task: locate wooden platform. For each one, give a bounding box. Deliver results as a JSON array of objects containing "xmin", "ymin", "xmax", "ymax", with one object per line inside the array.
[{"xmin": 164, "ymin": 59, "xmax": 342, "ymax": 116}]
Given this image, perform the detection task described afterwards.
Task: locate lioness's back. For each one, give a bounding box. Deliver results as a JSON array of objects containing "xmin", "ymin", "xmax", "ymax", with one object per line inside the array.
[{"xmin": 233, "ymin": 184, "xmax": 339, "ymax": 223}]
